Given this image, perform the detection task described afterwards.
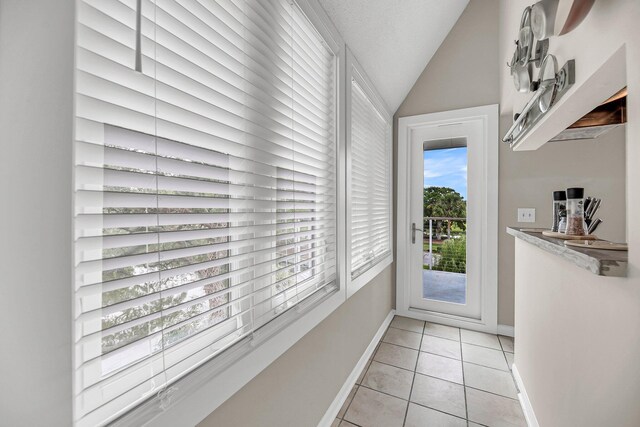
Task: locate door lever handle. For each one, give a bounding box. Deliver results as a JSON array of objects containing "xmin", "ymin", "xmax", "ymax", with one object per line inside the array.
[{"xmin": 412, "ymin": 222, "xmax": 423, "ymax": 244}]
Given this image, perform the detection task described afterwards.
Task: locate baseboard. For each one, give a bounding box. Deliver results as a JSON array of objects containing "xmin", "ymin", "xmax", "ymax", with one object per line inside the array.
[
  {"xmin": 317, "ymin": 309, "xmax": 395, "ymax": 427},
  {"xmin": 497, "ymin": 324, "xmax": 515, "ymax": 337},
  {"xmin": 395, "ymin": 308, "xmax": 496, "ymax": 335},
  {"xmin": 512, "ymin": 364, "xmax": 539, "ymax": 427}
]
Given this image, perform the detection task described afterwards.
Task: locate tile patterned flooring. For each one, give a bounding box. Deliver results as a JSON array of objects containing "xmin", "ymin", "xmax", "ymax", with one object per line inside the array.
[{"xmin": 332, "ymin": 316, "xmax": 525, "ymax": 427}]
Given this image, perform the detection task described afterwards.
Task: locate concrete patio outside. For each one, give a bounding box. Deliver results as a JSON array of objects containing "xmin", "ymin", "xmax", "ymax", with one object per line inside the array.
[{"xmin": 422, "ymin": 269, "xmax": 466, "ymax": 304}]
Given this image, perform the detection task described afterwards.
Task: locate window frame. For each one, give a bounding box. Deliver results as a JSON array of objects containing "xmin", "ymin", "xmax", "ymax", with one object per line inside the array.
[
  {"xmin": 345, "ymin": 49, "xmax": 394, "ymax": 299},
  {"xmin": 85, "ymin": 0, "xmax": 348, "ymax": 425}
]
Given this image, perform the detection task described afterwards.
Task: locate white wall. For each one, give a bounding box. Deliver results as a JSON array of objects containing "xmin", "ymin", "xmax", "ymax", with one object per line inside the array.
[
  {"xmin": 514, "ymin": 240, "xmax": 640, "ymax": 427},
  {"xmin": 0, "ymin": 0, "xmax": 74, "ymax": 425},
  {"xmin": 501, "ymin": 0, "xmax": 640, "ymax": 424}
]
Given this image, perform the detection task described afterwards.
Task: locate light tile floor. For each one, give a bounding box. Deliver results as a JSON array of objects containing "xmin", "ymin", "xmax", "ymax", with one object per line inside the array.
[{"xmin": 332, "ymin": 316, "xmax": 524, "ymax": 427}]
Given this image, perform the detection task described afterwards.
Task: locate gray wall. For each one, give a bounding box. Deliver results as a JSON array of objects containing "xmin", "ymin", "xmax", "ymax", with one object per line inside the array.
[
  {"xmin": 503, "ymin": 0, "xmax": 640, "ymax": 424},
  {"xmin": 395, "ymin": 0, "xmax": 500, "ymax": 117},
  {"xmin": 498, "ymin": 125, "xmax": 626, "ymax": 327},
  {"xmin": 0, "ymin": 0, "xmax": 74, "ymax": 425},
  {"xmin": 497, "ymin": 0, "xmax": 629, "ymax": 327},
  {"xmin": 394, "ymin": 0, "xmax": 502, "ymax": 319},
  {"xmin": 199, "ymin": 266, "xmax": 394, "ymax": 427},
  {"xmin": 395, "ymin": 0, "xmax": 626, "ymax": 327},
  {"xmin": 392, "ymin": 0, "xmax": 500, "ymax": 276}
]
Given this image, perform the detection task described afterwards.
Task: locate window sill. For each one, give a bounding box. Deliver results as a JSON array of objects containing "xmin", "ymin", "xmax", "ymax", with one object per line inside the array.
[
  {"xmin": 112, "ymin": 285, "xmax": 345, "ymax": 427},
  {"xmin": 348, "ymin": 255, "xmax": 394, "ymax": 298}
]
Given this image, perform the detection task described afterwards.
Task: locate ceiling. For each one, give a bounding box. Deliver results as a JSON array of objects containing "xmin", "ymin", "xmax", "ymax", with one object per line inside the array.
[{"xmin": 317, "ymin": 0, "xmax": 469, "ymax": 113}]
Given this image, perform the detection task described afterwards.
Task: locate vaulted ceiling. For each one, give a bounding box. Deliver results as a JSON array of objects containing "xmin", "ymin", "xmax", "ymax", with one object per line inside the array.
[{"xmin": 317, "ymin": 0, "xmax": 469, "ymax": 113}]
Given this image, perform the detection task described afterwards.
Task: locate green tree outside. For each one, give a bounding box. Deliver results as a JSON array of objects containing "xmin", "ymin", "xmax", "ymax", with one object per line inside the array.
[{"xmin": 423, "ymin": 186, "xmax": 466, "ymax": 238}]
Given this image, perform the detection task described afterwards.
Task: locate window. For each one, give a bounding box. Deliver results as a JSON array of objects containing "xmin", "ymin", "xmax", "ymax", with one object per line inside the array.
[
  {"xmin": 347, "ymin": 54, "xmax": 393, "ymax": 293},
  {"xmin": 74, "ymin": 0, "xmax": 338, "ymax": 425}
]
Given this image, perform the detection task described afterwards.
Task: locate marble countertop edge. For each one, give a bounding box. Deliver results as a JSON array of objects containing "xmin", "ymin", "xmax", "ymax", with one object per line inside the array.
[{"xmin": 506, "ymin": 227, "xmax": 627, "ymax": 277}]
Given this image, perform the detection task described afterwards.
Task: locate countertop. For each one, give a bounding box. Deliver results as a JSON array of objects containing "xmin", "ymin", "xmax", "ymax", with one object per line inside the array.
[{"xmin": 506, "ymin": 227, "xmax": 627, "ymax": 277}]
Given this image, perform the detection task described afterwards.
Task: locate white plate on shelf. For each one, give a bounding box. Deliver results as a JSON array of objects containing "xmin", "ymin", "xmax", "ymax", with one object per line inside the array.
[
  {"xmin": 542, "ymin": 230, "xmax": 597, "ymax": 240},
  {"xmin": 564, "ymin": 240, "xmax": 628, "ymax": 251}
]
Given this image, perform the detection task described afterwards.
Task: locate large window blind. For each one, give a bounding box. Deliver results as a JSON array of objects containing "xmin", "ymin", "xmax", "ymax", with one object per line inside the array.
[
  {"xmin": 349, "ymin": 79, "xmax": 392, "ymax": 279},
  {"xmin": 74, "ymin": 0, "xmax": 337, "ymax": 424}
]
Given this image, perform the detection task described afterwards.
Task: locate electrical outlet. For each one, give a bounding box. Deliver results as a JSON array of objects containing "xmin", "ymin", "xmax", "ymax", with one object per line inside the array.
[{"xmin": 518, "ymin": 208, "xmax": 536, "ymax": 223}]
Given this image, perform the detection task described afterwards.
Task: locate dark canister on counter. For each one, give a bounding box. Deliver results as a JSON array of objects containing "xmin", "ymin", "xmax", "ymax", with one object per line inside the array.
[
  {"xmin": 565, "ymin": 187, "xmax": 586, "ymax": 236},
  {"xmin": 552, "ymin": 190, "xmax": 567, "ymax": 232}
]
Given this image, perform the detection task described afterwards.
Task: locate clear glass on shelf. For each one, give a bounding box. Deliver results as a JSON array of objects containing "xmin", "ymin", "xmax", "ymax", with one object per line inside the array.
[
  {"xmin": 565, "ymin": 187, "xmax": 586, "ymax": 236},
  {"xmin": 552, "ymin": 190, "xmax": 567, "ymax": 233}
]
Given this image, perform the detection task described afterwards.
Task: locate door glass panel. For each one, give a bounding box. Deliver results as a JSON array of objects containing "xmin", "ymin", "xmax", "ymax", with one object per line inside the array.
[{"xmin": 422, "ymin": 144, "xmax": 468, "ymax": 304}]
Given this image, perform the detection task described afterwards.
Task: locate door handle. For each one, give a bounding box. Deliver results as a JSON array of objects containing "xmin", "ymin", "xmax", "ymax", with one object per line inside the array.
[{"xmin": 412, "ymin": 222, "xmax": 423, "ymax": 244}]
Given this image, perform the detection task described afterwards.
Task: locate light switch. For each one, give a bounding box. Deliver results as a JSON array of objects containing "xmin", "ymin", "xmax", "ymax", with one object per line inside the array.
[{"xmin": 517, "ymin": 208, "xmax": 536, "ymax": 223}]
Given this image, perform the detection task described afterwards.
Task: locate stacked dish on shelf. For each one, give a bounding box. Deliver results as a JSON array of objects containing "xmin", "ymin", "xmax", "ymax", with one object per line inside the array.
[{"xmin": 503, "ymin": 0, "xmax": 596, "ymax": 145}]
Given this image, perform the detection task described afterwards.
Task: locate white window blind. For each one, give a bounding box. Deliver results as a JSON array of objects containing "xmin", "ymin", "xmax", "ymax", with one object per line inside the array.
[
  {"xmin": 349, "ymin": 79, "xmax": 392, "ymax": 279},
  {"xmin": 74, "ymin": 0, "xmax": 337, "ymax": 425}
]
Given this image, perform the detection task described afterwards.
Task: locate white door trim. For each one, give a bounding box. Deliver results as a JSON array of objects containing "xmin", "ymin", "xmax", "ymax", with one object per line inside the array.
[{"xmin": 396, "ymin": 105, "xmax": 499, "ymax": 333}]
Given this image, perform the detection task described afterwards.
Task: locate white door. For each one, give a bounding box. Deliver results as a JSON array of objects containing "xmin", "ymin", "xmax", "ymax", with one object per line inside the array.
[
  {"xmin": 396, "ymin": 105, "xmax": 498, "ymax": 332},
  {"xmin": 409, "ymin": 121, "xmax": 482, "ymax": 319}
]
